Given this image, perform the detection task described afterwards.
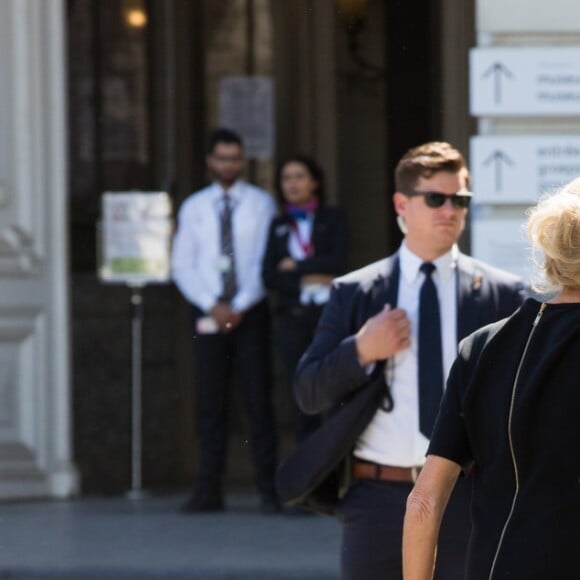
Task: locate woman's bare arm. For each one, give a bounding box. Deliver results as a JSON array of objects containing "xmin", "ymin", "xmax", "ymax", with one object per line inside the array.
[{"xmin": 403, "ymin": 455, "xmax": 462, "ymax": 580}]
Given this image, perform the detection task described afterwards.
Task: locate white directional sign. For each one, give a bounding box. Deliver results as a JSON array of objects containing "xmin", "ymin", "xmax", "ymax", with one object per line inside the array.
[
  {"xmin": 471, "ymin": 208, "xmax": 532, "ymax": 283},
  {"xmin": 470, "ymin": 47, "xmax": 580, "ymax": 116},
  {"xmin": 470, "ymin": 135, "xmax": 580, "ymax": 203}
]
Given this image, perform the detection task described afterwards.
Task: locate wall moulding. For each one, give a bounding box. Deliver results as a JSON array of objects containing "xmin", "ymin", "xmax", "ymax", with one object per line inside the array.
[
  {"xmin": 0, "ymin": 442, "xmax": 46, "ymax": 498},
  {"xmin": 0, "ymin": 307, "xmax": 44, "ymax": 465},
  {"xmin": 0, "ymin": 224, "xmax": 41, "ymax": 276}
]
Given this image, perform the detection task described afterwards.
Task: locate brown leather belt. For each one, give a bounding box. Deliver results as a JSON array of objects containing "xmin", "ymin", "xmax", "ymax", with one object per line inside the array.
[{"xmin": 353, "ymin": 460, "xmax": 422, "ymax": 483}]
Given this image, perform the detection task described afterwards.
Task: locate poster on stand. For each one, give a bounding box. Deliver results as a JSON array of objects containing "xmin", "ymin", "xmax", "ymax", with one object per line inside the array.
[{"xmin": 100, "ymin": 191, "xmax": 172, "ymax": 285}]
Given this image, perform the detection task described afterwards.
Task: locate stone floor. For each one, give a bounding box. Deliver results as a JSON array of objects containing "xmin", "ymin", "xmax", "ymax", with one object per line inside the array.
[{"xmin": 0, "ymin": 489, "xmax": 341, "ymax": 579}]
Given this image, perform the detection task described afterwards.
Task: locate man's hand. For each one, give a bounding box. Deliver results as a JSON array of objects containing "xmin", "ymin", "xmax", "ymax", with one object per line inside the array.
[
  {"xmin": 210, "ymin": 302, "xmax": 243, "ymax": 333},
  {"xmin": 278, "ymin": 257, "xmax": 297, "ymax": 271},
  {"xmin": 301, "ymin": 274, "xmax": 334, "ymax": 287},
  {"xmin": 355, "ymin": 305, "xmax": 411, "ymax": 366},
  {"xmin": 226, "ymin": 310, "xmax": 243, "ymax": 332}
]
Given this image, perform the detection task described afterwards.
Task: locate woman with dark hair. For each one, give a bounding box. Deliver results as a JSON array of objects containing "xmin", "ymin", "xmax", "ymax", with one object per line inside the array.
[{"xmin": 263, "ymin": 155, "xmax": 348, "ymax": 443}]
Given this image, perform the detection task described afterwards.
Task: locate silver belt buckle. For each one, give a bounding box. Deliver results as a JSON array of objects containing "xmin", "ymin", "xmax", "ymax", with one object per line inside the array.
[{"xmin": 411, "ymin": 466, "xmax": 420, "ymax": 483}]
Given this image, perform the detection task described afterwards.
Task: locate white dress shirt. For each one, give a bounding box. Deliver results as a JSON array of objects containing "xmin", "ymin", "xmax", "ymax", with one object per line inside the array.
[
  {"xmin": 171, "ymin": 180, "xmax": 276, "ymax": 313},
  {"xmin": 354, "ymin": 242, "xmax": 459, "ymax": 467},
  {"xmin": 286, "ymin": 214, "xmax": 332, "ymax": 306}
]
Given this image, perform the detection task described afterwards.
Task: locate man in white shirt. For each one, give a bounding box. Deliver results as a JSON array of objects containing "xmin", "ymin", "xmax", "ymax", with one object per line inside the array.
[
  {"xmin": 293, "ymin": 142, "xmax": 526, "ymax": 578},
  {"xmin": 172, "ymin": 128, "xmax": 279, "ymax": 513}
]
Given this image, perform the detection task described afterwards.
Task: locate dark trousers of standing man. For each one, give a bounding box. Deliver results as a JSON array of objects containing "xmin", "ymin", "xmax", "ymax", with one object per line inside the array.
[
  {"xmin": 190, "ymin": 299, "xmax": 278, "ymax": 498},
  {"xmin": 337, "ymin": 475, "xmax": 471, "ymax": 579}
]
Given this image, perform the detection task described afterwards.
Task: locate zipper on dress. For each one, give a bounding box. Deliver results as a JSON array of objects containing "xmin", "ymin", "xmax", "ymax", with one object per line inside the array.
[{"xmin": 487, "ymin": 302, "xmax": 547, "ymax": 580}]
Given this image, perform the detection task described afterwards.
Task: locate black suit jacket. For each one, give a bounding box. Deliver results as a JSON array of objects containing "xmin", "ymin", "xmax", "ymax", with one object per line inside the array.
[
  {"xmin": 262, "ymin": 206, "xmax": 348, "ymax": 311},
  {"xmin": 294, "ymin": 251, "xmax": 526, "ymax": 416}
]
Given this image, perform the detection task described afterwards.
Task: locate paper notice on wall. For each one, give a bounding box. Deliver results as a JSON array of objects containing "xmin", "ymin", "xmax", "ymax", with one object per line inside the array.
[
  {"xmin": 100, "ymin": 191, "xmax": 172, "ymax": 284},
  {"xmin": 219, "ymin": 76, "xmax": 274, "ymax": 159}
]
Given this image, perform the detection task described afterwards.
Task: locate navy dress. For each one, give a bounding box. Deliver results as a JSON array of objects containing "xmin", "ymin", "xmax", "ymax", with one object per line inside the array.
[{"xmin": 429, "ymin": 298, "xmax": 580, "ymax": 579}]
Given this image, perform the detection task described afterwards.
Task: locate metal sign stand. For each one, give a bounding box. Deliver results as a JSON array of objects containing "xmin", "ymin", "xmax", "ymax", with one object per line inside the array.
[
  {"xmin": 126, "ymin": 283, "xmax": 147, "ymax": 500},
  {"xmin": 99, "ymin": 191, "xmax": 173, "ymax": 501}
]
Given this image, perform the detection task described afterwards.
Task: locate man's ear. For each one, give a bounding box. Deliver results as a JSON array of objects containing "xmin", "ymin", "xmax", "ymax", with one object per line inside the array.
[{"xmin": 393, "ymin": 192, "xmax": 407, "ymax": 216}]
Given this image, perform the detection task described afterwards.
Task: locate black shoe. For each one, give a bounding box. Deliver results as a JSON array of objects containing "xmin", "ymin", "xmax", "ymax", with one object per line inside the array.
[
  {"xmin": 181, "ymin": 488, "xmax": 224, "ymax": 513},
  {"xmin": 260, "ymin": 494, "xmax": 282, "ymax": 514}
]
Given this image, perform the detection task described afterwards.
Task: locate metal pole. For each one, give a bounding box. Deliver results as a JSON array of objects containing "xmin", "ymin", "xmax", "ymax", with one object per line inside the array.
[{"xmin": 127, "ymin": 283, "xmax": 146, "ymax": 500}]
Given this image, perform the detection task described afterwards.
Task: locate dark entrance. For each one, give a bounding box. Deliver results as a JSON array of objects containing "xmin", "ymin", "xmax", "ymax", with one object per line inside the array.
[
  {"xmin": 67, "ymin": 0, "xmax": 204, "ymax": 493},
  {"xmin": 66, "ymin": 0, "xmax": 464, "ymax": 494}
]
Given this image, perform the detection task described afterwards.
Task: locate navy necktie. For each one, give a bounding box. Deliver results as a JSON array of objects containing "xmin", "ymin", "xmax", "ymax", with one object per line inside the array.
[
  {"xmin": 219, "ymin": 193, "xmax": 238, "ymax": 301},
  {"xmin": 418, "ymin": 262, "xmax": 444, "ymax": 438}
]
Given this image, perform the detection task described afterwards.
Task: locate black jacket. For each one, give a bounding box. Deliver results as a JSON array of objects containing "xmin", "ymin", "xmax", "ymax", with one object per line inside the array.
[
  {"xmin": 429, "ymin": 298, "xmax": 580, "ymax": 579},
  {"xmin": 262, "ymin": 206, "xmax": 348, "ymax": 311},
  {"xmin": 280, "ymin": 251, "xmax": 525, "ymax": 514},
  {"xmin": 294, "ymin": 251, "xmax": 526, "ymax": 415}
]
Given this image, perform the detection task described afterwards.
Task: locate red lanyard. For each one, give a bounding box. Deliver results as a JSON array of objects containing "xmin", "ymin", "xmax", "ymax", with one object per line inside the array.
[{"xmin": 289, "ymin": 219, "xmax": 314, "ymax": 257}]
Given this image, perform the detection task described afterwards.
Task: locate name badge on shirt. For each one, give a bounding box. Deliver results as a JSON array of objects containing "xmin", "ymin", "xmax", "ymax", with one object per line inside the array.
[{"xmin": 216, "ymin": 255, "xmax": 232, "ymax": 272}]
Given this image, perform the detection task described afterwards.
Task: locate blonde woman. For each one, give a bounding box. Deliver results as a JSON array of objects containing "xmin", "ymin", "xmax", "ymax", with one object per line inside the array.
[{"xmin": 403, "ymin": 180, "xmax": 580, "ymax": 579}]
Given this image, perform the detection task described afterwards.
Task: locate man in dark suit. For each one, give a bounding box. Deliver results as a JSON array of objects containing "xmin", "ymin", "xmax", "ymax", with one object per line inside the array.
[
  {"xmin": 172, "ymin": 129, "xmax": 279, "ymax": 514},
  {"xmin": 293, "ymin": 142, "xmax": 525, "ymax": 579}
]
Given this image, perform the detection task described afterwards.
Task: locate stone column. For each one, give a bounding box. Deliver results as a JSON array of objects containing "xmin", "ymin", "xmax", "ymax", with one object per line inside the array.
[{"xmin": 0, "ymin": 0, "xmax": 79, "ymax": 498}]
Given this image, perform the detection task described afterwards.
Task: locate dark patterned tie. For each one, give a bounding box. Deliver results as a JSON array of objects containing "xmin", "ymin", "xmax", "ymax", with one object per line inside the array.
[
  {"xmin": 219, "ymin": 193, "xmax": 238, "ymax": 301},
  {"xmin": 418, "ymin": 262, "xmax": 444, "ymax": 438}
]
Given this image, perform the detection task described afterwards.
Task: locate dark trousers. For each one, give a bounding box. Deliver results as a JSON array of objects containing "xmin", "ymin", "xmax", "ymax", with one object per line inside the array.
[
  {"xmin": 276, "ymin": 305, "xmax": 323, "ymax": 442},
  {"xmin": 337, "ymin": 476, "xmax": 471, "ymax": 580},
  {"xmin": 191, "ymin": 299, "xmax": 277, "ymax": 497}
]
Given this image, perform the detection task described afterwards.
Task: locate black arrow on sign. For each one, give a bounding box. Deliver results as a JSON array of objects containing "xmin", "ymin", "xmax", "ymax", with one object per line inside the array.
[
  {"xmin": 482, "ymin": 62, "xmax": 514, "ymax": 105},
  {"xmin": 483, "ymin": 150, "xmax": 514, "ymax": 192}
]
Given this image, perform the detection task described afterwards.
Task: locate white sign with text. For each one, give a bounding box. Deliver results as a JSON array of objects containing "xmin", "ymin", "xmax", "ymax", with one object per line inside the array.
[
  {"xmin": 470, "ymin": 135, "xmax": 580, "ymax": 203},
  {"xmin": 219, "ymin": 76, "xmax": 275, "ymax": 159},
  {"xmin": 470, "ymin": 47, "xmax": 580, "ymax": 116},
  {"xmin": 100, "ymin": 191, "xmax": 173, "ymax": 284},
  {"xmin": 471, "ymin": 207, "xmax": 532, "ymax": 283}
]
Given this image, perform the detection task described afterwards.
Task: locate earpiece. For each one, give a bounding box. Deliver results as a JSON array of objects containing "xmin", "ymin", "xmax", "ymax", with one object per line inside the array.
[{"xmin": 396, "ymin": 215, "xmax": 408, "ymax": 234}]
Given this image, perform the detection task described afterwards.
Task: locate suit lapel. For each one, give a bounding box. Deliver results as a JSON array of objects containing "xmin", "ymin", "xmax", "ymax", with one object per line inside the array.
[
  {"xmin": 276, "ymin": 216, "xmax": 292, "ymax": 254},
  {"xmin": 311, "ymin": 207, "xmax": 332, "ymax": 249},
  {"xmin": 456, "ymin": 254, "xmax": 482, "ymax": 341},
  {"xmin": 310, "ymin": 208, "xmax": 323, "ymax": 249},
  {"xmin": 369, "ymin": 254, "xmax": 400, "ymax": 317}
]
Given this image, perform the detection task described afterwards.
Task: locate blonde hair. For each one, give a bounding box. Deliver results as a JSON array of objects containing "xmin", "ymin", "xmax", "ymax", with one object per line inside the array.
[{"xmin": 527, "ymin": 177, "xmax": 580, "ymax": 292}]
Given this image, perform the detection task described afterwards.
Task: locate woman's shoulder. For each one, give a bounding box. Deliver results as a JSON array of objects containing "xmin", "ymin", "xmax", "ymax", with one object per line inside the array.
[
  {"xmin": 315, "ymin": 205, "xmax": 348, "ymax": 227},
  {"xmin": 270, "ymin": 212, "xmax": 289, "ymax": 225},
  {"xmin": 265, "ymin": 213, "xmax": 292, "ymax": 244},
  {"xmin": 459, "ymin": 298, "xmax": 542, "ymax": 360}
]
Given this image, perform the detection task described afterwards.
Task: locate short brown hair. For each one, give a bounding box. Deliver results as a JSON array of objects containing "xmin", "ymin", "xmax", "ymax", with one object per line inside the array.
[{"xmin": 394, "ymin": 141, "xmax": 469, "ymax": 192}]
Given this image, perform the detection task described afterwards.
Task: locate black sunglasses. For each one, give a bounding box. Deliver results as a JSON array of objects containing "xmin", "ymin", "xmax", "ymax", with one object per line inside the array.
[{"xmin": 404, "ymin": 191, "xmax": 472, "ymax": 209}]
